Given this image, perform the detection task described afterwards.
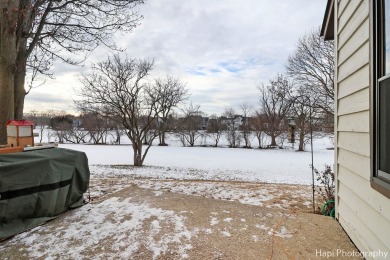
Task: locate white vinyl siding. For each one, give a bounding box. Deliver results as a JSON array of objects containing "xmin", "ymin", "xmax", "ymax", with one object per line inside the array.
[
  {"xmin": 338, "ymin": 111, "xmax": 370, "ymax": 132},
  {"xmin": 338, "ymin": 65, "xmax": 369, "ymax": 98},
  {"xmin": 338, "ymin": 18, "xmax": 369, "ymax": 66},
  {"xmin": 338, "ymin": 88, "xmax": 370, "ymax": 115},
  {"xmin": 335, "ymin": 0, "xmax": 390, "ymax": 257},
  {"xmin": 338, "ymin": 148, "xmax": 370, "ymax": 180},
  {"xmin": 338, "ymin": 0, "xmax": 369, "ymax": 47},
  {"xmin": 338, "ymin": 41, "xmax": 370, "ymax": 82}
]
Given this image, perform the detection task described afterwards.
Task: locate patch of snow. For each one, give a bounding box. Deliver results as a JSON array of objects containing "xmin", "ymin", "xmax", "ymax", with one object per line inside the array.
[
  {"xmin": 221, "ymin": 230, "xmax": 232, "ymax": 237},
  {"xmin": 210, "ymin": 217, "xmax": 219, "ymax": 226},
  {"xmin": 204, "ymin": 228, "xmax": 213, "ymax": 234},
  {"xmin": 252, "ymin": 235, "xmax": 259, "ymax": 242},
  {"xmin": 240, "ymin": 225, "xmax": 248, "ymax": 231},
  {"xmin": 152, "ymin": 190, "xmax": 164, "ymax": 196},
  {"xmin": 268, "ymin": 226, "xmax": 293, "ymax": 239},
  {"xmin": 126, "ymin": 179, "xmax": 311, "ymax": 210},
  {"xmin": 1, "ymin": 197, "xmax": 196, "ymax": 259},
  {"xmin": 255, "ymin": 224, "xmax": 269, "ymax": 231}
]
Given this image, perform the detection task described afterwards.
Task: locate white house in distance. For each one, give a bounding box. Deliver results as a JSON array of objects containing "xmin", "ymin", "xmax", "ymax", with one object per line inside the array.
[{"xmin": 321, "ymin": 0, "xmax": 390, "ymax": 257}]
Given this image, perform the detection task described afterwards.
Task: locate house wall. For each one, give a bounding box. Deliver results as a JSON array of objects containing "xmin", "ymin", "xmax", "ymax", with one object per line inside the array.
[{"xmin": 335, "ymin": 0, "xmax": 390, "ymax": 257}]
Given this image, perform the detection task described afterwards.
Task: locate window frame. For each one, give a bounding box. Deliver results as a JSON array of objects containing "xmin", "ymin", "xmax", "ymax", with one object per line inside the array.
[{"xmin": 371, "ymin": 0, "xmax": 390, "ymax": 198}]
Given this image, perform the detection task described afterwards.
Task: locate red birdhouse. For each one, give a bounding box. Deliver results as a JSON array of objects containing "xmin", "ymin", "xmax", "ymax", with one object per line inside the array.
[{"xmin": 5, "ymin": 120, "xmax": 34, "ymax": 148}]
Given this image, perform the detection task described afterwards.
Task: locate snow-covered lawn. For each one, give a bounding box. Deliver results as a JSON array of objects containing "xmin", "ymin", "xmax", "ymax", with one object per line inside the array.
[{"xmin": 59, "ymin": 135, "xmax": 334, "ymax": 185}]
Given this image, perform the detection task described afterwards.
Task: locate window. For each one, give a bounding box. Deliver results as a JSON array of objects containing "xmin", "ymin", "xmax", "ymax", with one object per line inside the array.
[{"xmin": 372, "ymin": 0, "xmax": 390, "ymax": 197}]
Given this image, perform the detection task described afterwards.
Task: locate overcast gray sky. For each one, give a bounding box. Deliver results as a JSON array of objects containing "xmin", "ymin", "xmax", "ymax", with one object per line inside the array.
[{"xmin": 24, "ymin": 0, "xmax": 327, "ymax": 116}]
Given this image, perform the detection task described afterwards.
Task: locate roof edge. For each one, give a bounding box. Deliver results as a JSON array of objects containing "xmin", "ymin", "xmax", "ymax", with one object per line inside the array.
[{"xmin": 321, "ymin": 0, "xmax": 335, "ymax": 41}]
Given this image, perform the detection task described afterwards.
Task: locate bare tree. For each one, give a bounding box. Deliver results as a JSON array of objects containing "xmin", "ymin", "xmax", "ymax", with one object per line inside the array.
[
  {"xmin": 109, "ymin": 122, "xmax": 126, "ymax": 145},
  {"xmin": 277, "ymin": 125, "xmax": 289, "ymax": 147},
  {"xmin": 77, "ymin": 55, "xmax": 159, "ymax": 166},
  {"xmin": 177, "ymin": 103, "xmax": 202, "ymax": 147},
  {"xmin": 224, "ymin": 107, "xmax": 242, "ymax": 148},
  {"xmin": 252, "ymin": 111, "xmax": 267, "ymax": 149},
  {"xmin": 50, "ymin": 113, "xmax": 74, "ymax": 144},
  {"xmin": 81, "ymin": 112, "xmax": 111, "ymax": 144},
  {"xmin": 64, "ymin": 127, "xmax": 89, "ymax": 144},
  {"xmin": 289, "ymin": 85, "xmax": 325, "ymax": 151},
  {"xmin": 240, "ymin": 102, "xmax": 253, "ymax": 148},
  {"xmin": 259, "ymin": 74, "xmax": 292, "ymax": 147},
  {"xmin": 147, "ymin": 76, "xmax": 189, "ymax": 146},
  {"xmin": 290, "ymin": 95, "xmax": 312, "ymax": 151},
  {"xmin": 0, "ymin": 0, "xmax": 145, "ymax": 144},
  {"xmin": 207, "ymin": 114, "xmax": 226, "ymax": 147},
  {"xmin": 286, "ymin": 28, "xmax": 334, "ymax": 116}
]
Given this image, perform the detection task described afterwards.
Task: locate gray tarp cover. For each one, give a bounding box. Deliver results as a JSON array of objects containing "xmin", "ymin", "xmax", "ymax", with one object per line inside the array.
[{"xmin": 0, "ymin": 148, "xmax": 90, "ymax": 240}]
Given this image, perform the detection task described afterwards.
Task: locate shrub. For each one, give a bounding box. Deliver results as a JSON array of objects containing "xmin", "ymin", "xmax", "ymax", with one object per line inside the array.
[{"xmin": 314, "ymin": 164, "xmax": 335, "ymax": 216}]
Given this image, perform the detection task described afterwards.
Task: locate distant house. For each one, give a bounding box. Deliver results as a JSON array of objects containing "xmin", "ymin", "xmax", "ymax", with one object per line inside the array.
[
  {"xmin": 222, "ymin": 115, "xmax": 244, "ymax": 130},
  {"xmin": 177, "ymin": 115, "xmax": 207, "ymax": 131},
  {"xmin": 73, "ymin": 116, "xmax": 83, "ymax": 128},
  {"xmin": 321, "ymin": 0, "xmax": 390, "ymax": 256},
  {"xmin": 200, "ymin": 117, "xmax": 209, "ymax": 130}
]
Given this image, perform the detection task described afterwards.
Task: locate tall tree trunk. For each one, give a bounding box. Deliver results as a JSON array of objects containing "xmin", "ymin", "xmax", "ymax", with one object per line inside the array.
[
  {"xmin": 298, "ymin": 128, "xmax": 305, "ymax": 151},
  {"xmin": 133, "ymin": 142, "xmax": 143, "ymax": 166},
  {"xmin": 256, "ymin": 132, "xmax": 263, "ymax": 148},
  {"xmin": 297, "ymin": 115, "xmax": 306, "ymax": 151},
  {"xmin": 14, "ymin": 36, "xmax": 28, "ymax": 120},
  {"xmin": 270, "ymin": 130, "xmax": 277, "ymax": 146},
  {"xmin": 0, "ymin": 2, "xmax": 18, "ymax": 144},
  {"xmin": 158, "ymin": 128, "xmax": 167, "ymax": 146},
  {"xmin": 16, "ymin": 0, "xmax": 34, "ymax": 120},
  {"xmin": 142, "ymin": 132, "xmax": 147, "ymax": 144},
  {"xmin": 161, "ymin": 131, "xmax": 166, "ymax": 145},
  {"xmin": 0, "ymin": 55, "xmax": 15, "ymax": 144}
]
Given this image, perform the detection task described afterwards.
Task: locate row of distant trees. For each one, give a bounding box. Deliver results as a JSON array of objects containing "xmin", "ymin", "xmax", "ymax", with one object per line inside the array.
[
  {"xmin": 25, "ymin": 111, "xmax": 124, "ymax": 145},
  {"xmin": 25, "ymin": 96, "xmax": 331, "ymax": 151}
]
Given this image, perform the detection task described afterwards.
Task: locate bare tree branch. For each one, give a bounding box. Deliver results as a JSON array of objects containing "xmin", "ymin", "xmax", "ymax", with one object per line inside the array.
[{"xmin": 286, "ymin": 28, "xmax": 335, "ymax": 115}]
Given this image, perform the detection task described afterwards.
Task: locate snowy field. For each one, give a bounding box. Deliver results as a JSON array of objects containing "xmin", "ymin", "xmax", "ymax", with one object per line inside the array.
[{"xmin": 54, "ymin": 134, "xmax": 334, "ymax": 185}]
